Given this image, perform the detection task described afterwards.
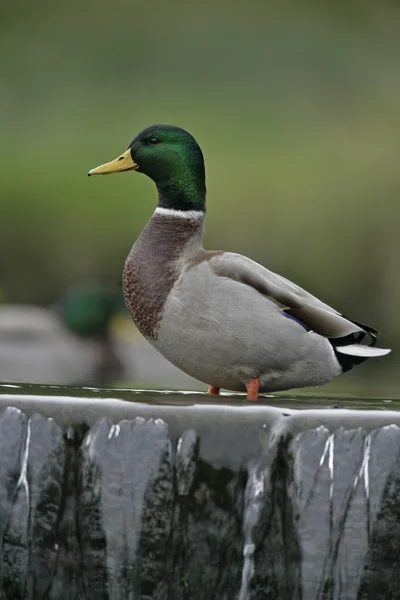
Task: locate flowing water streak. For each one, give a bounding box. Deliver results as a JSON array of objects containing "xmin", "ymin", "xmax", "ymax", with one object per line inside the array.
[
  {"xmin": 354, "ymin": 434, "xmax": 371, "ymax": 498},
  {"xmin": 16, "ymin": 419, "xmax": 31, "ymax": 504},
  {"xmin": 238, "ymin": 465, "xmax": 266, "ymax": 600},
  {"xmin": 107, "ymin": 423, "xmax": 121, "ymax": 439},
  {"xmin": 319, "ymin": 433, "xmax": 335, "ymax": 500}
]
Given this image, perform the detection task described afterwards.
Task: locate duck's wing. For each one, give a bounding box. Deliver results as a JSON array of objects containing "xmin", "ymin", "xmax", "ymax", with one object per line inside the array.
[{"xmin": 209, "ymin": 252, "xmax": 390, "ymax": 356}]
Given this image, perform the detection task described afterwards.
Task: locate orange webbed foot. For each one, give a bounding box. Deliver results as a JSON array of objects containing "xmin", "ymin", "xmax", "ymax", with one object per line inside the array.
[
  {"xmin": 246, "ymin": 378, "xmax": 260, "ymax": 401},
  {"xmin": 207, "ymin": 386, "xmax": 220, "ymax": 395}
]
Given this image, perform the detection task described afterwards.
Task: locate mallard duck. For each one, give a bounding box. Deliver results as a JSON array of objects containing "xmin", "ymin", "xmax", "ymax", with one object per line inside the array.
[{"xmin": 88, "ymin": 124, "xmax": 390, "ymax": 400}]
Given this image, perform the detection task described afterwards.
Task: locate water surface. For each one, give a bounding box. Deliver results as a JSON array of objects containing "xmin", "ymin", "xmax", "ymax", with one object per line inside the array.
[{"xmin": 1, "ymin": 382, "xmax": 399, "ymax": 411}]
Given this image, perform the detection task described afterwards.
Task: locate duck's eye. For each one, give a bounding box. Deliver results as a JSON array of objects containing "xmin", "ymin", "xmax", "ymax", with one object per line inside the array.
[{"xmin": 149, "ymin": 137, "xmax": 160, "ymax": 145}]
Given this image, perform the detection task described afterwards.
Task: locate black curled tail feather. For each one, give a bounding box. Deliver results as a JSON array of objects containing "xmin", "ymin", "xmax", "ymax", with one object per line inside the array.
[
  {"xmin": 329, "ymin": 317, "xmax": 379, "ymax": 373},
  {"xmin": 342, "ymin": 317, "xmax": 379, "ymax": 346}
]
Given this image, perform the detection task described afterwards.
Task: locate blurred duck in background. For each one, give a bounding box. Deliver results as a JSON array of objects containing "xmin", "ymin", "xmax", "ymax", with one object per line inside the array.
[
  {"xmin": 0, "ymin": 282, "xmax": 124, "ymax": 385},
  {"xmin": 60, "ymin": 282, "xmax": 124, "ymax": 382},
  {"xmin": 0, "ymin": 281, "xmax": 198, "ymax": 388}
]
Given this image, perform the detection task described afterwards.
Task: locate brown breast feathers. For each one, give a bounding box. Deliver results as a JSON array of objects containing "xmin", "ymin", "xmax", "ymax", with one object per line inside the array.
[{"xmin": 123, "ymin": 213, "xmax": 202, "ymax": 340}]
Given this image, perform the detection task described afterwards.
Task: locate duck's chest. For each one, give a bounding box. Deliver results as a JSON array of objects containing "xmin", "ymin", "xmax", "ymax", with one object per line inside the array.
[
  {"xmin": 123, "ymin": 244, "xmax": 178, "ymax": 341},
  {"xmin": 122, "ymin": 213, "xmax": 202, "ymax": 341}
]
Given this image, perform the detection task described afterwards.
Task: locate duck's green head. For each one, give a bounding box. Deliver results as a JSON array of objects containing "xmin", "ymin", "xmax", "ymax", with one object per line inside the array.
[{"xmin": 88, "ymin": 124, "xmax": 206, "ymax": 212}]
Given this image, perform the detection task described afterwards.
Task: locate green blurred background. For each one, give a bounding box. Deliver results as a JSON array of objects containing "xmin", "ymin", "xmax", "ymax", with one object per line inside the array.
[{"xmin": 0, "ymin": 0, "xmax": 399, "ymax": 395}]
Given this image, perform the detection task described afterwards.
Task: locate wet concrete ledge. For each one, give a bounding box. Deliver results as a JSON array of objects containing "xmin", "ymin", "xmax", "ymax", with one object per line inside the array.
[
  {"xmin": 1, "ymin": 387, "xmax": 400, "ymax": 466},
  {"xmin": 0, "ymin": 386, "xmax": 400, "ymax": 599}
]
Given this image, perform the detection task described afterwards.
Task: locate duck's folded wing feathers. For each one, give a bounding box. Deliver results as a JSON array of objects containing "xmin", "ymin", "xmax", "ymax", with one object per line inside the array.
[{"xmin": 209, "ymin": 252, "xmax": 366, "ymax": 339}]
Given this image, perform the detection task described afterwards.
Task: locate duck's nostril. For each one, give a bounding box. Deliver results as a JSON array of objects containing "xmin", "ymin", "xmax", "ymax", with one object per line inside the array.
[{"xmin": 118, "ymin": 156, "xmax": 124, "ymax": 161}]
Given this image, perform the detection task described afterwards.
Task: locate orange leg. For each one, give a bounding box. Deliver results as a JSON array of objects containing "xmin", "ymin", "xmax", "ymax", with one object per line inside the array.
[
  {"xmin": 246, "ymin": 378, "xmax": 260, "ymax": 401},
  {"xmin": 207, "ymin": 385, "xmax": 220, "ymax": 396}
]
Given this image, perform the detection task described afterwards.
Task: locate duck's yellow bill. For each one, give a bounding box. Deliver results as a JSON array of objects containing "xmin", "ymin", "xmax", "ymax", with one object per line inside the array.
[{"xmin": 88, "ymin": 149, "xmax": 139, "ymax": 176}]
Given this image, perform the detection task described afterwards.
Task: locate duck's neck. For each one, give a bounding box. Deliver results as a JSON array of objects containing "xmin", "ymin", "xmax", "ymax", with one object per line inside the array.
[
  {"xmin": 156, "ymin": 163, "xmax": 206, "ymax": 213},
  {"xmin": 152, "ymin": 207, "xmax": 205, "ymax": 256},
  {"xmin": 154, "ymin": 206, "xmax": 205, "ymax": 223}
]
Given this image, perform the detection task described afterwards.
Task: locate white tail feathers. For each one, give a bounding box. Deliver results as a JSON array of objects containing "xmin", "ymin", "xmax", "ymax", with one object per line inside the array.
[{"xmin": 336, "ymin": 345, "xmax": 391, "ymax": 358}]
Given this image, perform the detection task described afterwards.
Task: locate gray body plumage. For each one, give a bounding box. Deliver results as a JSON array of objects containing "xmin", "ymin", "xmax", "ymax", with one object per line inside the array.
[
  {"xmin": 123, "ymin": 210, "xmax": 389, "ymax": 393},
  {"xmin": 157, "ymin": 257, "xmax": 342, "ymax": 392}
]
